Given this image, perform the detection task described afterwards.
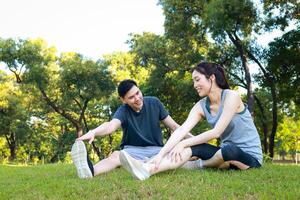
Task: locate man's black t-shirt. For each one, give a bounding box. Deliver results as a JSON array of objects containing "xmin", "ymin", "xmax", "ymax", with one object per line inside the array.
[{"xmin": 113, "ymin": 96, "xmax": 169, "ymax": 149}]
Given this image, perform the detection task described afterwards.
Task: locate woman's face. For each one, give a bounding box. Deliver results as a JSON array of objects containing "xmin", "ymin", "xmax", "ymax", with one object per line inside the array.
[{"xmin": 192, "ymin": 70, "xmax": 212, "ymax": 97}]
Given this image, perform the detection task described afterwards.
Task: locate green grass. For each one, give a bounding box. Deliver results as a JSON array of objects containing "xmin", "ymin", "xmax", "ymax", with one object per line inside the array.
[{"xmin": 0, "ymin": 163, "xmax": 299, "ymax": 200}]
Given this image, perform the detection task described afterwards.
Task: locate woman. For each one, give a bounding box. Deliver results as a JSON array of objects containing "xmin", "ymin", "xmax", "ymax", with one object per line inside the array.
[{"xmin": 119, "ymin": 62, "xmax": 263, "ymax": 180}]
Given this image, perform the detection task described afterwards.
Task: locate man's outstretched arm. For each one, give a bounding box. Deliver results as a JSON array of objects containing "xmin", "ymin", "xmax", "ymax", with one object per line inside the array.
[{"xmin": 77, "ymin": 118, "xmax": 121, "ymax": 143}]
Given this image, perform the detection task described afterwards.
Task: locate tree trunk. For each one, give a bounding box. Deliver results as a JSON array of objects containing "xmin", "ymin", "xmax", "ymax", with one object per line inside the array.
[
  {"xmin": 75, "ymin": 124, "xmax": 83, "ymax": 138},
  {"xmin": 9, "ymin": 142, "xmax": 16, "ymax": 161},
  {"xmin": 246, "ymin": 50, "xmax": 278, "ymax": 158},
  {"xmin": 39, "ymin": 86, "xmax": 86, "ymax": 139},
  {"xmin": 83, "ymin": 115, "xmax": 102, "ymax": 159},
  {"xmin": 227, "ymin": 32, "xmax": 254, "ymax": 113},
  {"xmin": 5, "ymin": 131, "xmax": 16, "ymax": 161},
  {"xmin": 108, "ymin": 135, "xmax": 113, "ymax": 153},
  {"xmin": 268, "ymin": 81, "xmax": 278, "ymax": 158},
  {"xmin": 254, "ymin": 95, "xmax": 268, "ymax": 154}
]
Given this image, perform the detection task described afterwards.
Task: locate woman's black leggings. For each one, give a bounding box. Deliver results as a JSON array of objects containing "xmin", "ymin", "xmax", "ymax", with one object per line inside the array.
[{"xmin": 190, "ymin": 143, "xmax": 261, "ymax": 168}]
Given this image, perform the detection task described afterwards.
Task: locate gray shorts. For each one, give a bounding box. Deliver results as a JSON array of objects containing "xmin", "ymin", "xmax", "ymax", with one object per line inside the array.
[{"xmin": 123, "ymin": 145, "xmax": 162, "ymax": 161}]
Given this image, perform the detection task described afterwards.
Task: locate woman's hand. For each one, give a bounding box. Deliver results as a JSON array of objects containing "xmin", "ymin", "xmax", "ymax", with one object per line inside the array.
[
  {"xmin": 76, "ymin": 130, "xmax": 95, "ymax": 144},
  {"xmin": 169, "ymin": 143, "xmax": 185, "ymax": 163},
  {"xmin": 149, "ymin": 153, "xmax": 164, "ymax": 170}
]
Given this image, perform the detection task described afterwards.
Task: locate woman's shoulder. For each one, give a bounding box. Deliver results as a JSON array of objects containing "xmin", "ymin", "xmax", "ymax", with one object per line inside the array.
[
  {"xmin": 192, "ymin": 99, "xmax": 206, "ymax": 117},
  {"xmin": 224, "ymin": 89, "xmax": 240, "ymax": 99},
  {"xmin": 199, "ymin": 97, "xmax": 206, "ymax": 103},
  {"xmin": 223, "ymin": 89, "xmax": 244, "ymax": 111},
  {"xmin": 198, "ymin": 97, "xmax": 207, "ymax": 108}
]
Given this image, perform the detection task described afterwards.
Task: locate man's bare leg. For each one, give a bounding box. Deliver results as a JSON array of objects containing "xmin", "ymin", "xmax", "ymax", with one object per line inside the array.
[{"xmin": 93, "ymin": 151, "xmax": 121, "ymax": 176}]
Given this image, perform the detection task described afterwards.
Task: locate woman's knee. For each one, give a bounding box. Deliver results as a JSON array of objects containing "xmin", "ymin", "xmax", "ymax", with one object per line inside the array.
[
  {"xmin": 221, "ymin": 144, "xmax": 240, "ymax": 161},
  {"xmin": 191, "ymin": 143, "xmax": 220, "ymax": 160},
  {"xmin": 214, "ymin": 149, "xmax": 224, "ymax": 161}
]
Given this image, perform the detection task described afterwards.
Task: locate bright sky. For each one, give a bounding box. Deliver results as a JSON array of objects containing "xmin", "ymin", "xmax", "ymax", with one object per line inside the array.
[
  {"xmin": 0, "ymin": 0, "xmax": 165, "ymax": 60},
  {"xmin": 0, "ymin": 0, "xmax": 293, "ymax": 64}
]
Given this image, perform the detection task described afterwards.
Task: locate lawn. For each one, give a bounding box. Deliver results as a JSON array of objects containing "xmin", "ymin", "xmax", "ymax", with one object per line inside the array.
[{"xmin": 0, "ymin": 163, "xmax": 299, "ymax": 200}]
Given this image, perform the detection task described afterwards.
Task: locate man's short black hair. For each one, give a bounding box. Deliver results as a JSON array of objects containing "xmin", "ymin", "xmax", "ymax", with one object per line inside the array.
[{"xmin": 118, "ymin": 79, "xmax": 137, "ymax": 98}]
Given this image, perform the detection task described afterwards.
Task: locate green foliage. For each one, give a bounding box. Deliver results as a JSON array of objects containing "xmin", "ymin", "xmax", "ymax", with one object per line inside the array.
[
  {"xmin": 0, "ymin": 38, "xmax": 117, "ymax": 162},
  {"xmin": 93, "ymin": 132, "xmax": 122, "ymax": 158},
  {"xmin": 0, "ymin": 138, "xmax": 9, "ymax": 163},
  {"xmin": 253, "ymin": 88, "xmax": 278, "ymax": 133},
  {"xmin": 0, "ymin": 75, "xmax": 31, "ymax": 161},
  {"xmin": 262, "ymin": 153, "xmax": 273, "ymax": 163},
  {"xmin": 267, "ymin": 28, "xmax": 300, "ymax": 106},
  {"xmin": 262, "ymin": 0, "xmax": 300, "ymax": 30},
  {"xmin": 275, "ymin": 116, "xmax": 300, "ymax": 158},
  {"xmin": 59, "ymin": 53, "xmax": 114, "ymax": 101},
  {"xmin": 159, "ymin": 0, "xmax": 207, "ymax": 51},
  {"xmin": 104, "ymin": 51, "xmax": 149, "ymax": 85},
  {"xmin": 203, "ymin": 0, "xmax": 257, "ymax": 38},
  {"xmin": 128, "ymin": 32, "xmax": 201, "ymax": 121}
]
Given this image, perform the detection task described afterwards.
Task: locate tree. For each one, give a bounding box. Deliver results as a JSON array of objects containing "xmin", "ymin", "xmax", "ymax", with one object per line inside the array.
[
  {"xmin": 157, "ymin": 0, "xmax": 288, "ymax": 157},
  {"xmin": 266, "ymin": 28, "xmax": 300, "ymax": 107},
  {"xmin": 103, "ymin": 51, "xmax": 149, "ymax": 85},
  {"xmin": 262, "ymin": 0, "xmax": 300, "ymax": 31},
  {"xmin": 128, "ymin": 32, "xmax": 208, "ymax": 137},
  {"xmin": 0, "ymin": 73, "xmax": 31, "ymax": 160},
  {"xmin": 0, "ymin": 38, "xmax": 114, "ymax": 138},
  {"xmin": 275, "ymin": 116, "xmax": 300, "ymax": 161},
  {"xmin": 159, "ymin": 0, "xmax": 258, "ymax": 112}
]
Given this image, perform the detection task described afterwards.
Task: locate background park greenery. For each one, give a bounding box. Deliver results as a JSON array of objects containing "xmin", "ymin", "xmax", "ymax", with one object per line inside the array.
[{"xmin": 0, "ymin": 0, "xmax": 299, "ymax": 165}]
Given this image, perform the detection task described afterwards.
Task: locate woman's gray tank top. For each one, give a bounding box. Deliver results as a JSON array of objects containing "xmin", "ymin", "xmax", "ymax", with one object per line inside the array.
[{"xmin": 199, "ymin": 89, "xmax": 263, "ymax": 164}]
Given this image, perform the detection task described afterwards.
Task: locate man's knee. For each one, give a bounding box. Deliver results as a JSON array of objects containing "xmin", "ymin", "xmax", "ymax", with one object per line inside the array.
[{"xmin": 108, "ymin": 151, "xmax": 121, "ymax": 164}]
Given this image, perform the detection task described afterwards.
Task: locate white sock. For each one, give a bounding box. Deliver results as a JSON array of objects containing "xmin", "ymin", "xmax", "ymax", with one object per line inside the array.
[
  {"xmin": 197, "ymin": 159, "xmax": 204, "ymax": 168},
  {"xmin": 181, "ymin": 159, "xmax": 204, "ymax": 169}
]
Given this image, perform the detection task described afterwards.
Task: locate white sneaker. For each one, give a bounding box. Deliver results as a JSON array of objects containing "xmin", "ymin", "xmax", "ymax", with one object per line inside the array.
[
  {"xmin": 119, "ymin": 150, "xmax": 150, "ymax": 181},
  {"xmin": 71, "ymin": 140, "xmax": 93, "ymax": 179}
]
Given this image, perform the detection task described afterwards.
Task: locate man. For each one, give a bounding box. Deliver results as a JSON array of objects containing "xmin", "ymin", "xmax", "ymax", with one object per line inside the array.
[{"xmin": 71, "ymin": 79, "xmax": 192, "ymax": 178}]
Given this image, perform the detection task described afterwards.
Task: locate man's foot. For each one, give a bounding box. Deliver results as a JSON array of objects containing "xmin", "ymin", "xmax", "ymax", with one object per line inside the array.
[
  {"xmin": 181, "ymin": 159, "xmax": 203, "ymax": 170},
  {"xmin": 71, "ymin": 140, "xmax": 94, "ymax": 179},
  {"xmin": 119, "ymin": 150, "xmax": 150, "ymax": 180}
]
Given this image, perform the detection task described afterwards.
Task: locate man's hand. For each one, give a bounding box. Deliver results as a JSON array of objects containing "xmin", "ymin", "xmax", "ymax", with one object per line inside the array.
[{"xmin": 76, "ymin": 130, "xmax": 96, "ymax": 144}]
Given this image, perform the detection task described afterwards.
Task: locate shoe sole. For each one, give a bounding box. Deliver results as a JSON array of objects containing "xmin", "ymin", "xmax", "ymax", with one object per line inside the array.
[
  {"xmin": 71, "ymin": 141, "xmax": 93, "ymax": 179},
  {"xmin": 119, "ymin": 151, "xmax": 149, "ymax": 180}
]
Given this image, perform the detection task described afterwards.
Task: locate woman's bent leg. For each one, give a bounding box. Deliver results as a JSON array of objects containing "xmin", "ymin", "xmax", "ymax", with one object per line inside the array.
[
  {"xmin": 221, "ymin": 144, "xmax": 261, "ymax": 169},
  {"xmin": 202, "ymin": 149, "xmax": 225, "ymax": 168}
]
